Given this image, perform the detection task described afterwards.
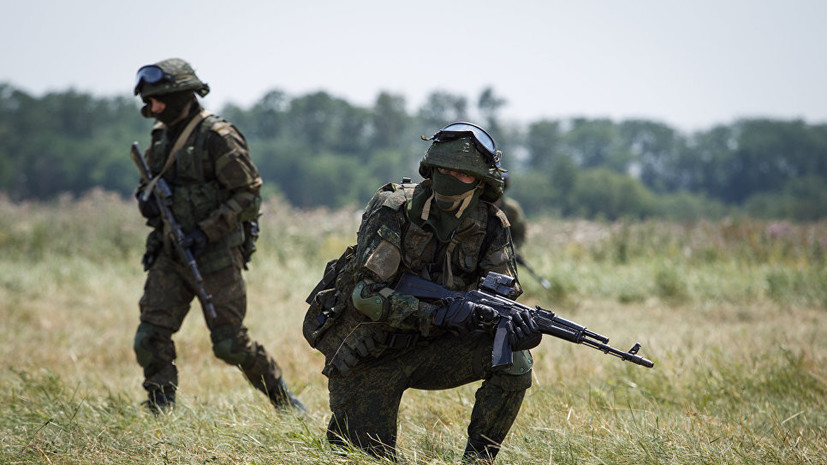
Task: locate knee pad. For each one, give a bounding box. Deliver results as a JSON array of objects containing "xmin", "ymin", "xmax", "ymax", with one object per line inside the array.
[
  {"xmin": 502, "ymin": 349, "xmax": 533, "ymax": 376},
  {"xmin": 134, "ymin": 322, "xmax": 160, "ymax": 367},
  {"xmin": 212, "ymin": 338, "xmax": 251, "ymax": 366},
  {"xmin": 211, "ymin": 326, "xmax": 255, "ymax": 367},
  {"xmin": 492, "ymin": 350, "xmax": 533, "ymax": 391}
]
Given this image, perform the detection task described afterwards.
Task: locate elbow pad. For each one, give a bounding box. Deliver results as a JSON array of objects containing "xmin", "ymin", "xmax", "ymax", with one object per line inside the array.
[{"xmin": 351, "ymin": 281, "xmax": 394, "ymax": 321}]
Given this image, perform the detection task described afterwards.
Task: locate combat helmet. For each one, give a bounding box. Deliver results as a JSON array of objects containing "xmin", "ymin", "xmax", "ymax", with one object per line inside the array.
[
  {"xmin": 419, "ymin": 122, "xmax": 505, "ymax": 202},
  {"xmin": 134, "ymin": 58, "xmax": 210, "ymax": 98}
]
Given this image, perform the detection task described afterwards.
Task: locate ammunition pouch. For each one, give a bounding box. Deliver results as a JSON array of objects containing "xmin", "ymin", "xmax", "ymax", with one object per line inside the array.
[
  {"xmin": 142, "ymin": 230, "xmax": 164, "ymax": 271},
  {"xmin": 302, "ymin": 245, "xmax": 354, "ymax": 349},
  {"xmin": 304, "ymin": 245, "xmax": 392, "ymax": 376}
]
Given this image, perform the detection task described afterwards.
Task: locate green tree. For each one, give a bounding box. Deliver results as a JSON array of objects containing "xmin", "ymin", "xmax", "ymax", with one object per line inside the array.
[
  {"xmin": 525, "ymin": 120, "xmax": 565, "ymax": 171},
  {"xmin": 418, "ymin": 91, "xmax": 468, "ymax": 129},
  {"xmin": 617, "ymin": 119, "xmax": 683, "ymax": 192},
  {"xmin": 571, "ymin": 167, "xmax": 656, "ymax": 220},
  {"xmin": 745, "ymin": 175, "xmax": 827, "ymax": 220},
  {"xmin": 286, "ymin": 91, "xmax": 369, "ymax": 155},
  {"xmin": 564, "ymin": 118, "xmax": 619, "ymax": 169},
  {"xmin": 477, "ymin": 86, "xmax": 506, "ymax": 135},
  {"xmin": 372, "ymin": 92, "xmax": 408, "ymax": 149}
]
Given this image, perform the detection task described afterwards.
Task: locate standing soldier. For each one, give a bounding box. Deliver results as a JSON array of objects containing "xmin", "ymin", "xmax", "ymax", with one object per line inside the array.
[
  {"xmin": 303, "ymin": 122, "xmax": 541, "ymax": 462},
  {"xmin": 132, "ymin": 58, "xmax": 303, "ymax": 413}
]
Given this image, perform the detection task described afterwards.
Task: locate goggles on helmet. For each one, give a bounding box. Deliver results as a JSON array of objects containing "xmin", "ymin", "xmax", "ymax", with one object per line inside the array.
[
  {"xmin": 431, "ymin": 122, "xmax": 501, "ymax": 165},
  {"xmin": 134, "ymin": 65, "xmax": 175, "ymax": 94}
]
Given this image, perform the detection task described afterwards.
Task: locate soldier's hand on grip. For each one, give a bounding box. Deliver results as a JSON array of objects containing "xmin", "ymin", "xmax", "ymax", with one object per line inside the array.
[
  {"xmin": 507, "ymin": 308, "xmax": 542, "ymax": 350},
  {"xmin": 182, "ymin": 227, "xmax": 208, "ymax": 258},
  {"xmin": 136, "ymin": 191, "xmax": 160, "ymax": 219}
]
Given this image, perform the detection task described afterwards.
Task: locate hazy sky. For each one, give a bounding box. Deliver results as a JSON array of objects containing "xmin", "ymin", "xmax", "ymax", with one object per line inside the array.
[{"xmin": 3, "ymin": 0, "xmax": 825, "ymax": 132}]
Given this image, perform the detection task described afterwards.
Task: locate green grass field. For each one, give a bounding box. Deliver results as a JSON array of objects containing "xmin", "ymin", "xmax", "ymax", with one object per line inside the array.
[{"xmin": 1, "ymin": 190, "xmax": 825, "ymax": 464}]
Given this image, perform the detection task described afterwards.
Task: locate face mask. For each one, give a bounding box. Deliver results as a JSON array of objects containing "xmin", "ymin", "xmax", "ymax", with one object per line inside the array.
[
  {"xmin": 145, "ymin": 91, "xmax": 195, "ymax": 125},
  {"xmin": 431, "ymin": 170, "xmax": 481, "ymax": 214}
]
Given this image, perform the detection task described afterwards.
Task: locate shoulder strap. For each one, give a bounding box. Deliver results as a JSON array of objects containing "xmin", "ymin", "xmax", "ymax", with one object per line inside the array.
[
  {"xmin": 143, "ymin": 110, "xmax": 211, "ymax": 194},
  {"xmin": 169, "ymin": 109, "xmax": 212, "ymax": 159},
  {"xmin": 478, "ymin": 202, "xmax": 501, "ymax": 265}
]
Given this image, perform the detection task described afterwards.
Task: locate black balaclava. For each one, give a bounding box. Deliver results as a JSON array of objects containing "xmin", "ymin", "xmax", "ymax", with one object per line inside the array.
[{"xmin": 142, "ymin": 90, "xmax": 197, "ymax": 126}]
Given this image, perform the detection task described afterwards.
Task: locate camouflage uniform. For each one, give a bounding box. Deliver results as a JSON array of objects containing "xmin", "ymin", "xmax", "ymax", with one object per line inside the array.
[
  {"xmin": 304, "ymin": 126, "xmax": 533, "ymax": 462},
  {"xmin": 495, "ymin": 196, "xmax": 526, "ymax": 250},
  {"xmin": 133, "ymin": 58, "xmax": 300, "ymax": 411}
]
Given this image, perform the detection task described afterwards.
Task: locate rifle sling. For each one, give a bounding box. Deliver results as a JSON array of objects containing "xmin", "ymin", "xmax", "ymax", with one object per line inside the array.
[{"xmin": 143, "ymin": 109, "xmax": 212, "ymax": 197}]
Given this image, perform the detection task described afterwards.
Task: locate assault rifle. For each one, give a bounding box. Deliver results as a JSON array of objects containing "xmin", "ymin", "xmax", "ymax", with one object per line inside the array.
[
  {"xmin": 130, "ymin": 142, "xmax": 217, "ymax": 320},
  {"xmin": 395, "ymin": 271, "xmax": 654, "ymax": 369}
]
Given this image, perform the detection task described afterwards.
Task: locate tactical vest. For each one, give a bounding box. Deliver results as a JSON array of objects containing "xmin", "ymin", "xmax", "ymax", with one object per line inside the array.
[
  {"xmin": 146, "ymin": 115, "xmax": 247, "ymax": 273},
  {"xmin": 303, "ymin": 181, "xmax": 510, "ymax": 377}
]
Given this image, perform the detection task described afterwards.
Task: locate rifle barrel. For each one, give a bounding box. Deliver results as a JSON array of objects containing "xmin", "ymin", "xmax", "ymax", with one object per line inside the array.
[{"xmin": 581, "ymin": 338, "xmax": 655, "ymax": 368}]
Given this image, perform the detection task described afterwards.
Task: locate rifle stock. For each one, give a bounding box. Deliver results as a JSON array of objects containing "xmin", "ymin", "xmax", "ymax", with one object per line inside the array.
[
  {"xmin": 130, "ymin": 142, "xmax": 217, "ymax": 320},
  {"xmin": 395, "ymin": 272, "xmax": 654, "ymax": 369}
]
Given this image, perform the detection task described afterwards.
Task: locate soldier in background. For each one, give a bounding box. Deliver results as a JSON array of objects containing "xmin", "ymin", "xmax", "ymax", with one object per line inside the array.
[
  {"xmin": 303, "ymin": 122, "xmax": 541, "ymax": 462},
  {"xmin": 132, "ymin": 58, "xmax": 303, "ymax": 413},
  {"xmin": 495, "ymin": 172, "xmax": 551, "ymax": 290},
  {"xmin": 494, "ymin": 172, "xmax": 526, "ymax": 250}
]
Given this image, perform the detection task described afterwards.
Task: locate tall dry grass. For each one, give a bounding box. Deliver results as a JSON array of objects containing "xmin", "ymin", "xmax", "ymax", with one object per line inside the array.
[{"xmin": 1, "ymin": 191, "xmax": 825, "ymax": 464}]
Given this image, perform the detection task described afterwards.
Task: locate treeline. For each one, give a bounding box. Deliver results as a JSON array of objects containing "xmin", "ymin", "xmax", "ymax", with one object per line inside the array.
[{"xmin": 1, "ymin": 82, "xmax": 826, "ymax": 220}]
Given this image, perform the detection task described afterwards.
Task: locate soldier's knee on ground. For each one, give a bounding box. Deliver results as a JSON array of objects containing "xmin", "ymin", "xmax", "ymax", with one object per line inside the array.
[
  {"xmin": 133, "ymin": 322, "xmax": 167, "ymax": 367},
  {"xmin": 327, "ymin": 415, "xmax": 396, "ymax": 460},
  {"xmin": 327, "ymin": 415, "xmax": 349, "ymax": 447},
  {"xmin": 211, "ymin": 326, "xmax": 255, "ymax": 368}
]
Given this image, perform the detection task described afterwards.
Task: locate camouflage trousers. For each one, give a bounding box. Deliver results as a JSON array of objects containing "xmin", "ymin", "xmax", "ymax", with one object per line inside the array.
[
  {"xmin": 326, "ymin": 330, "xmax": 532, "ymax": 460},
  {"xmin": 134, "ymin": 252, "xmax": 283, "ymax": 400}
]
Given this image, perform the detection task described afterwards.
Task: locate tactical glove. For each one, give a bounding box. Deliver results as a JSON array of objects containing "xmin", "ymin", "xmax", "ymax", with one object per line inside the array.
[
  {"xmin": 136, "ymin": 191, "xmax": 160, "ymax": 219},
  {"xmin": 181, "ymin": 227, "xmax": 208, "ymax": 258},
  {"xmin": 507, "ymin": 308, "xmax": 542, "ymax": 350},
  {"xmin": 432, "ymin": 297, "xmax": 497, "ymax": 333}
]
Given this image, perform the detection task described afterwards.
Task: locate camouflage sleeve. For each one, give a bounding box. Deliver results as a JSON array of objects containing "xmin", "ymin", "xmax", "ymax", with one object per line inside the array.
[
  {"xmin": 197, "ymin": 123, "xmax": 262, "ymax": 241},
  {"xmin": 350, "ymin": 188, "xmax": 436, "ymax": 334},
  {"xmin": 479, "ymin": 204, "xmax": 523, "ymax": 298}
]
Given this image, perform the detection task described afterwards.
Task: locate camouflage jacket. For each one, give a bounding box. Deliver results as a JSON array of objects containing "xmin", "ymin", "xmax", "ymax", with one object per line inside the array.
[
  {"xmin": 141, "ymin": 104, "xmax": 262, "ymax": 273},
  {"xmin": 304, "ymin": 181, "xmax": 521, "ymax": 376}
]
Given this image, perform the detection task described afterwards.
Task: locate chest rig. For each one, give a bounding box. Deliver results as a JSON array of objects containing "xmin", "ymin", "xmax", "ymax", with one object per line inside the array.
[
  {"xmin": 397, "ymin": 181, "xmax": 497, "ymax": 290},
  {"xmin": 303, "ymin": 180, "xmax": 507, "ymax": 377},
  {"xmin": 146, "ymin": 113, "xmax": 245, "ymax": 272}
]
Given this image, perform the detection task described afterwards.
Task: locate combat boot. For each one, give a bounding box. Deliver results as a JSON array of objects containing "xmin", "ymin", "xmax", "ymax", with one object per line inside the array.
[
  {"xmin": 142, "ymin": 388, "xmax": 176, "ymax": 415},
  {"xmin": 462, "ymin": 436, "xmax": 500, "ymax": 463},
  {"xmin": 269, "ymin": 378, "xmax": 306, "ymax": 413}
]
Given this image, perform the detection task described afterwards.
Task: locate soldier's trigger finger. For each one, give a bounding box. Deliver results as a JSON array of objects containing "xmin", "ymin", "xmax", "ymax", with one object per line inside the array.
[
  {"xmin": 505, "ymin": 320, "xmax": 522, "ymax": 344},
  {"xmin": 513, "ymin": 309, "xmax": 536, "ymax": 333},
  {"xmin": 523, "ymin": 310, "xmax": 540, "ymax": 332},
  {"xmin": 505, "ymin": 318, "xmax": 517, "ymax": 340}
]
